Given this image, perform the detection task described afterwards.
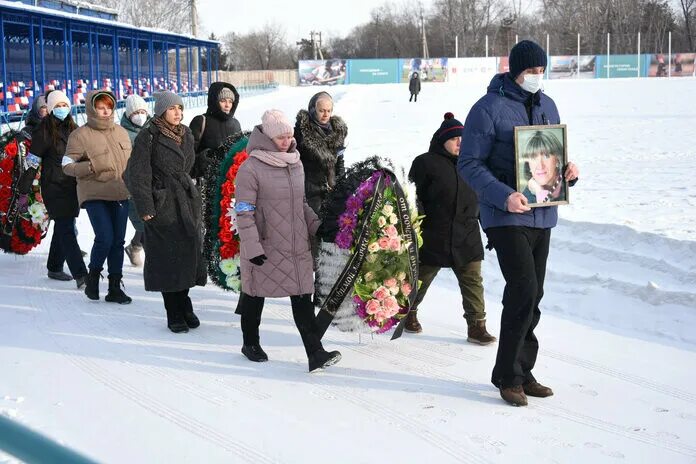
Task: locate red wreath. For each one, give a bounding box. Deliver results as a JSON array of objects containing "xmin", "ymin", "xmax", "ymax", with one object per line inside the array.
[
  {"xmin": 218, "ymin": 150, "xmax": 249, "ymax": 260},
  {"xmin": 0, "ymin": 136, "xmax": 46, "ymax": 255}
]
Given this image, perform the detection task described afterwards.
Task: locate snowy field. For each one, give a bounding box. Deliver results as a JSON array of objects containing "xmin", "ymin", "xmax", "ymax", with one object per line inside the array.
[{"xmin": 1, "ymin": 77, "xmax": 695, "ymax": 463}]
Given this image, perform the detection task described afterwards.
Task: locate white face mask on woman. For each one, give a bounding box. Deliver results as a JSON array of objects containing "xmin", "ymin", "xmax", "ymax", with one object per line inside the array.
[
  {"xmin": 130, "ymin": 113, "xmax": 148, "ymax": 127},
  {"xmin": 520, "ymin": 73, "xmax": 543, "ymax": 94}
]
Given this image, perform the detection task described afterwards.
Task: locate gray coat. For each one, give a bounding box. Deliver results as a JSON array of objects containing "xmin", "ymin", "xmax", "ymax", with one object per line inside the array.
[
  {"xmin": 123, "ymin": 123, "xmax": 207, "ymax": 292},
  {"xmin": 235, "ymin": 126, "xmax": 320, "ymax": 298}
]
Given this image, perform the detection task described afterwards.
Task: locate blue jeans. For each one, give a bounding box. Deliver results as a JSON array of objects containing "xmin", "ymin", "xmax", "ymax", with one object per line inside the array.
[
  {"xmin": 47, "ymin": 218, "xmax": 87, "ymax": 279},
  {"xmin": 84, "ymin": 200, "xmax": 129, "ymax": 276}
]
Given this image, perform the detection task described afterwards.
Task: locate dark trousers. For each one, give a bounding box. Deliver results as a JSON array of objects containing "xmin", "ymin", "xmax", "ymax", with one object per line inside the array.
[
  {"xmin": 485, "ymin": 226, "xmax": 551, "ymax": 388},
  {"xmin": 412, "ymin": 261, "xmax": 486, "ymax": 323},
  {"xmin": 409, "ymin": 93, "xmax": 418, "ymax": 102},
  {"xmin": 84, "ymin": 200, "xmax": 129, "ymax": 276},
  {"xmin": 162, "ymin": 289, "xmax": 190, "ymax": 313},
  {"xmin": 46, "ymin": 218, "xmax": 87, "ymax": 279},
  {"xmin": 239, "ymin": 292, "xmax": 323, "ymax": 356}
]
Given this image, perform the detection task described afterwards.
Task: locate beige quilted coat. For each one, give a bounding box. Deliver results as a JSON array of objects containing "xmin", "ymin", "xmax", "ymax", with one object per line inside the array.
[{"xmin": 235, "ymin": 126, "xmax": 320, "ymax": 297}]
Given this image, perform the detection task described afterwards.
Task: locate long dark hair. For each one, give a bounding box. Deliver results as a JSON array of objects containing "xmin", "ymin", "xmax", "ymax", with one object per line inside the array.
[{"xmin": 45, "ymin": 112, "xmax": 78, "ymax": 149}]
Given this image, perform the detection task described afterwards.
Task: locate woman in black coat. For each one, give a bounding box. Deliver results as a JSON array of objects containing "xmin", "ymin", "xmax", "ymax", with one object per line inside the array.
[
  {"xmin": 406, "ymin": 112, "xmax": 495, "ymax": 345},
  {"xmin": 124, "ymin": 91, "xmax": 207, "ymax": 333},
  {"xmin": 408, "ymin": 72, "xmax": 421, "ymax": 102},
  {"xmin": 294, "ymin": 91, "xmax": 347, "ymax": 215},
  {"xmin": 30, "ymin": 91, "xmax": 87, "ymax": 285},
  {"xmin": 189, "ymin": 81, "xmax": 241, "ymax": 156}
]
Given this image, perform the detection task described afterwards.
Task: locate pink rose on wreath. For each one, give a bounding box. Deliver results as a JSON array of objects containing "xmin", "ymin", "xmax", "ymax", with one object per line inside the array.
[
  {"xmin": 383, "ymin": 277, "xmax": 397, "ymax": 288},
  {"xmin": 389, "ymin": 238, "xmax": 401, "ymax": 252},
  {"xmin": 383, "ymin": 296, "xmax": 400, "ymax": 314},
  {"xmin": 373, "ymin": 286, "xmax": 390, "ymax": 301},
  {"xmin": 401, "ymin": 282, "xmax": 412, "ymax": 297},
  {"xmin": 365, "ymin": 299, "xmax": 381, "ymax": 315},
  {"xmin": 385, "ymin": 225, "xmax": 398, "ymax": 238},
  {"xmin": 375, "ymin": 310, "xmax": 388, "ymax": 323},
  {"xmin": 378, "ymin": 236, "xmax": 390, "ymax": 250}
]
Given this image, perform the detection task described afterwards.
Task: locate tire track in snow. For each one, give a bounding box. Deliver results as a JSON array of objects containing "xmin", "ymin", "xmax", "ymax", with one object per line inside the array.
[
  {"xmin": 314, "ymin": 304, "xmax": 696, "ymax": 459},
  {"xmin": 29, "ymin": 287, "xmax": 275, "ymax": 463},
  {"xmin": 262, "ymin": 305, "xmax": 494, "ymax": 464}
]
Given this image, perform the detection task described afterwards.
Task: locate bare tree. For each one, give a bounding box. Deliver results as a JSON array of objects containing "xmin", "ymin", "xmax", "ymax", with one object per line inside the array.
[
  {"xmin": 677, "ymin": 0, "xmax": 696, "ymax": 49},
  {"xmin": 103, "ymin": 0, "xmax": 196, "ymax": 34},
  {"xmin": 225, "ymin": 24, "xmax": 296, "ymax": 70}
]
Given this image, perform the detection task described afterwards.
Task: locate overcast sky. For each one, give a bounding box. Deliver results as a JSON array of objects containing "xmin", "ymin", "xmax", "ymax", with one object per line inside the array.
[{"xmin": 196, "ymin": 0, "xmax": 436, "ymax": 42}]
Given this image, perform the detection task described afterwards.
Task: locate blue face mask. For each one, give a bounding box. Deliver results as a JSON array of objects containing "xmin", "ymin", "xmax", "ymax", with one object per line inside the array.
[{"xmin": 53, "ymin": 107, "xmax": 70, "ymax": 121}]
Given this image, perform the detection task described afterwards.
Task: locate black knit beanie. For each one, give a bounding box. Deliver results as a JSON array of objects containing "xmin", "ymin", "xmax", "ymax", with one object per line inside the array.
[
  {"xmin": 433, "ymin": 112, "xmax": 464, "ymax": 147},
  {"xmin": 509, "ymin": 40, "xmax": 547, "ymax": 79}
]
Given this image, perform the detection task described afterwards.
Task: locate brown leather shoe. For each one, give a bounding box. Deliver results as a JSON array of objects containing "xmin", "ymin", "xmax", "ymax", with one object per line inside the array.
[
  {"xmin": 404, "ymin": 311, "xmax": 422, "ymax": 333},
  {"xmin": 500, "ymin": 385, "xmax": 528, "ymax": 406},
  {"xmin": 523, "ymin": 381, "xmax": 554, "ymax": 398},
  {"xmin": 467, "ymin": 320, "xmax": 497, "ymax": 345}
]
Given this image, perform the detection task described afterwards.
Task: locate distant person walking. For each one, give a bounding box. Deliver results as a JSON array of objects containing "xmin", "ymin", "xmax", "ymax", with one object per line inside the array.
[{"xmin": 409, "ymin": 72, "xmax": 421, "ymax": 102}]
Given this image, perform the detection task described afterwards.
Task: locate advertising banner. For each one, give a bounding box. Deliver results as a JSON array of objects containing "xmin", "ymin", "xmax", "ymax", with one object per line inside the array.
[
  {"xmin": 447, "ymin": 58, "xmax": 497, "ymax": 83},
  {"xmin": 400, "ymin": 58, "xmax": 448, "ymax": 82},
  {"xmin": 347, "ymin": 59, "xmax": 400, "ymax": 84},
  {"xmin": 298, "ymin": 60, "xmax": 347, "ymax": 86},
  {"xmin": 647, "ymin": 53, "xmax": 696, "ymax": 77},
  {"xmin": 548, "ymin": 55, "xmax": 596, "ymax": 79},
  {"xmin": 595, "ymin": 54, "xmax": 641, "ymax": 78}
]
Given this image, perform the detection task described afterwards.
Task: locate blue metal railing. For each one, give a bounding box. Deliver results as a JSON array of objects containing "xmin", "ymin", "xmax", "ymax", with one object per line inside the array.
[{"xmin": 0, "ymin": 414, "xmax": 99, "ymax": 463}]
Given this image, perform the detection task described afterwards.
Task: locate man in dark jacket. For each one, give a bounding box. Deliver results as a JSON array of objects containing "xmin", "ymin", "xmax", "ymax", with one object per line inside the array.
[
  {"xmin": 189, "ymin": 81, "xmax": 241, "ymax": 159},
  {"xmin": 458, "ymin": 40, "xmax": 579, "ymax": 406},
  {"xmin": 409, "ymin": 72, "xmax": 421, "ymax": 102},
  {"xmin": 407, "ymin": 113, "xmax": 496, "ymax": 345}
]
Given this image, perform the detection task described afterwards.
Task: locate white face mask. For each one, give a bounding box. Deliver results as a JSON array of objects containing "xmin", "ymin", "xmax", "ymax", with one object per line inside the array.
[
  {"xmin": 520, "ymin": 73, "xmax": 543, "ymax": 93},
  {"xmin": 130, "ymin": 113, "xmax": 148, "ymax": 127}
]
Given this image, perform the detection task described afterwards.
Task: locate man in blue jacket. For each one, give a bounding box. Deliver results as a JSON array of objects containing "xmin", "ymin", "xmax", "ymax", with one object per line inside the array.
[{"xmin": 458, "ymin": 40, "xmax": 579, "ymax": 406}]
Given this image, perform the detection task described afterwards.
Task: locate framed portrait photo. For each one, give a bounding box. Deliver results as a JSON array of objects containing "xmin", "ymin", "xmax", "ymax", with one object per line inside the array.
[{"xmin": 514, "ymin": 124, "xmax": 569, "ymax": 207}]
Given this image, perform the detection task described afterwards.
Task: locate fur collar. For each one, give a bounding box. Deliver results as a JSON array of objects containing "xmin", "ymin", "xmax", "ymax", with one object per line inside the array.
[{"xmin": 295, "ymin": 110, "xmax": 347, "ymax": 166}]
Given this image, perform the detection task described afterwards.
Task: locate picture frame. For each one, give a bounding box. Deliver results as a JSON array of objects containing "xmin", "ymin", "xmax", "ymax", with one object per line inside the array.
[{"xmin": 514, "ymin": 124, "xmax": 569, "ymax": 207}]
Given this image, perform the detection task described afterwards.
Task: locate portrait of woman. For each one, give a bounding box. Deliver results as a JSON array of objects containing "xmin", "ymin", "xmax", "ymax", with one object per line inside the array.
[{"xmin": 516, "ymin": 126, "xmax": 568, "ymax": 206}]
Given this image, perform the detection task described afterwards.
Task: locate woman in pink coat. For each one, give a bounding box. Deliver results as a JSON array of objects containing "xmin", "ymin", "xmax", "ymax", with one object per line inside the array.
[{"xmin": 235, "ymin": 109, "xmax": 341, "ymax": 372}]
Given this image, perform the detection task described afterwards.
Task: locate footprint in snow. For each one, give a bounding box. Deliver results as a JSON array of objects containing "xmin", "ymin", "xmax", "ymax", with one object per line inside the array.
[{"xmin": 571, "ymin": 383, "xmax": 598, "ymax": 396}]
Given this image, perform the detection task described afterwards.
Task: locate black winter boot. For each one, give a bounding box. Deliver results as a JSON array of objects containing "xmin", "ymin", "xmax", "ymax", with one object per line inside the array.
[
  {"xmin": 163, "ymin": 292, "xmax": 188, "ymax": 333},
  {"xmin": 182, "ymin": 295, "xmax": 200, "ymax": 329},
  {"xmin": 241, "ymin": 345, "xmax": 268, "ymax": 362},
  {"xmin": 84, "ymin": 269, "xmax": 102, "ymax": 300},
  {"xmin": 308, "ymin": 349, "xmax": 342, "ymax": 372},
  {"xmin": 105, "ymin": 274, "xmax": 132, "ymax": 305}
]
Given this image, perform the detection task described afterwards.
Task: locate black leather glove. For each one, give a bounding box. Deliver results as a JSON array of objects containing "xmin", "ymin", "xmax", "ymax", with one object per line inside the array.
[{"xmin": 250, "ymin": 254, "xmax": 267, "ymax": 266}]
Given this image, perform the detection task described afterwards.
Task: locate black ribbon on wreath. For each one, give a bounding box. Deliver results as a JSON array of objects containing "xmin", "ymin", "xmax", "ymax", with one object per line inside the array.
[{"xmin": 315, "ymin": 168, "xmax": 420, "ymax": 340}]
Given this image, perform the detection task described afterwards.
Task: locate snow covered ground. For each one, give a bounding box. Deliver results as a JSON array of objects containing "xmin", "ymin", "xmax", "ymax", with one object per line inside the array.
[{"xmin": 1, "ymin": 77, "xmax": 695, "ymax": 463}]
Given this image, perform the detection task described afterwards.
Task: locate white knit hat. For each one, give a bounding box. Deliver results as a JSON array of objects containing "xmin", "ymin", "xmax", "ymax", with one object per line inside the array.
[
  {"xmin": 125, "ymin": 94, "xmax": 149, "ymax": 116},
  {"xmin": 46, "ymin": 90, "xmax": 71, "ymax": 114},
  {"xmin": 261, "ymin": 109, "xmax": 293, "ymax": 138}
]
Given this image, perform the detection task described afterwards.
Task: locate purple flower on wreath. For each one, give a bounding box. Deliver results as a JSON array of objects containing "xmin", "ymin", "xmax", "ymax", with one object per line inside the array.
[
  {"xmin": 338, "ymin": 212, "xmax": 357, "ymax": 229},
  {"xmin": 335, "ymin": 230, "xmax": 354, "ymax": 249},
  {"xmin": 346, "ymin": 195, "xmax": 362, "ymax": 212}
]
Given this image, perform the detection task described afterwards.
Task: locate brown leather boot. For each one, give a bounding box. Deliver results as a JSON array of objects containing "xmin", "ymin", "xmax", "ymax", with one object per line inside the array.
[
  {"xmin": 523, "ymin": 381, "xmax": 554, "ymax": 397},
  {"xmin": 467, "ymin": 319, "xmax": 497, "ymax": 345},
  {"xmin": 404, "ymin": 311, "xmax": 422, "ymax": 333},
  {"xmin": 500, "ymin": 385, "xmax": 528, "ymax": 406}
]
